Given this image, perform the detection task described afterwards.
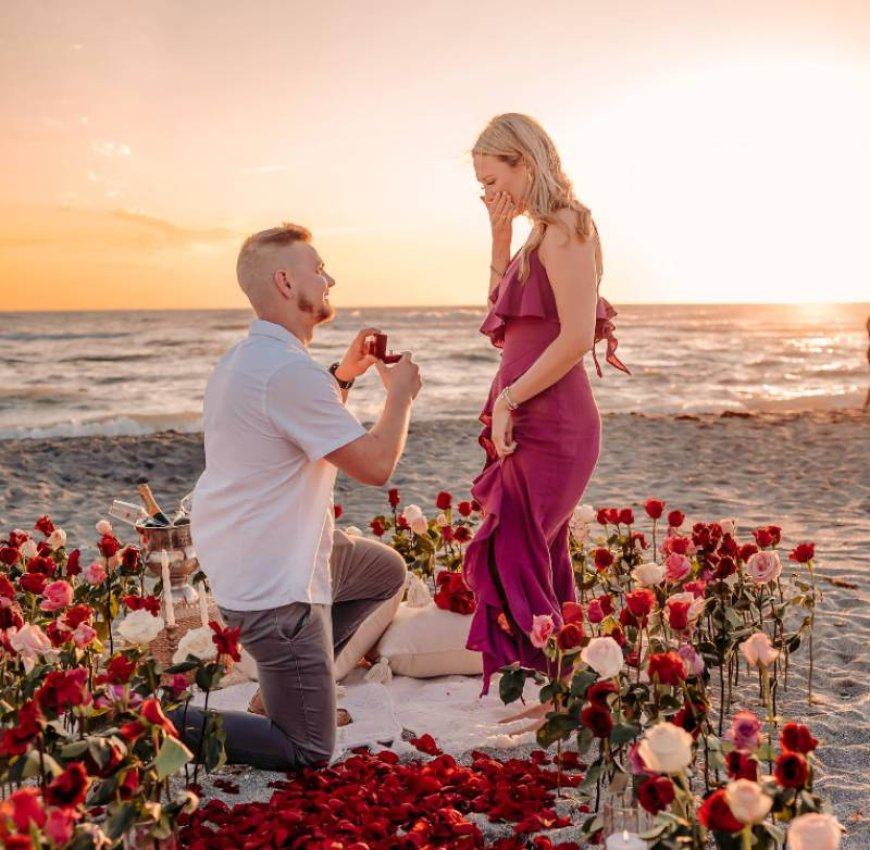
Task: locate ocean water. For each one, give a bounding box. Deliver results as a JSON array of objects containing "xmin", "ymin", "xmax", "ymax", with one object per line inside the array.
[{"xmin": 0, "ymin": 303, "xmax": 867, "ymax": 440}]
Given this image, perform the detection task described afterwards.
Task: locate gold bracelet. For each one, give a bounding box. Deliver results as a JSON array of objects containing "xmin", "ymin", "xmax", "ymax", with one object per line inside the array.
[
  {"xmin": 490, "ymin": 264, "xmax": 505, "ymax": 277},
  {"xmin": 500, "ymin": 386, "xmax": 519, "ymax": 411}
]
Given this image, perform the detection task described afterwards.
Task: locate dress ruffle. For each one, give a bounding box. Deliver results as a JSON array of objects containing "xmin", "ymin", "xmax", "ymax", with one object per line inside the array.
[{"xmin": 592, "ymin": 296, "xmax": 631, "ymax": 377}]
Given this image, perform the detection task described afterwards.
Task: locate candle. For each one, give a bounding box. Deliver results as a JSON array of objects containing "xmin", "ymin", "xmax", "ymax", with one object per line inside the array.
[
  {"xmin": 604, "ymin": 830, "xmax": 645, "ymax": 850},
  {"xmin": 198, "ymin": 581, "xmax": 209, "ymax": 627},
  {"xmin": 161, "ymin": 550, "xmax": 176, "ymax": 628}
]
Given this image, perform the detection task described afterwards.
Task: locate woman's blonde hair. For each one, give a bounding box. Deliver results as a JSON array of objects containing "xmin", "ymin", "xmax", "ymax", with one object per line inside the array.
[{"xmin": 473, "ymin": 113, "xmax": 601, "ymax": 282}]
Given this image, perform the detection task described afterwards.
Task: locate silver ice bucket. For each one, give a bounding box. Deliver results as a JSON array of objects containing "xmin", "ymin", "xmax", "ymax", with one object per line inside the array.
[{"xmin": 135, "ymin": 522, "xmax": 200, "ymax": 604}]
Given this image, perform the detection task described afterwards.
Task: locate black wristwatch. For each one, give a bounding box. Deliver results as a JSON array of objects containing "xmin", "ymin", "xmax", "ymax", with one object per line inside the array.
[{"xmin": 329, "ymin": 362, "xmax": 355, "ymax": 390}]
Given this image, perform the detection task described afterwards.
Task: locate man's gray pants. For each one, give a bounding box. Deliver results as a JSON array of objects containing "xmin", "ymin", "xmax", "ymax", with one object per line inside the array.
[{"xmin": 172, "ymin": 529, "xmax": 406, "ymax": 771}]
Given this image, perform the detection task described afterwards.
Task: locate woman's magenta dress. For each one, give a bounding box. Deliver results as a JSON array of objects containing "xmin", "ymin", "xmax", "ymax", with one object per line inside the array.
[{"xmin": 463, "ymin": 247, "xmax": 629, "ymax": 694}]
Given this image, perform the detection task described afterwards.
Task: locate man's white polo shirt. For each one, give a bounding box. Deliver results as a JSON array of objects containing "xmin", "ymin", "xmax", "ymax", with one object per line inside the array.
[{"xmin": 191, "ymin": 319, "xmax": 366, "ymax": 611}]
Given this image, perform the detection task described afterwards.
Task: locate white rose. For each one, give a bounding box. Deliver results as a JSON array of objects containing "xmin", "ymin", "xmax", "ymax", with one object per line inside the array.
[
  {"xmin": 637, "ymin": 722, "xmax": 694, "ymax": 774},
  {"xmin": 726, "ymin": 779, "xmax": 773, "ymax": 824},
  {"xmin": 406, "ymin": 573, "xmax": 432, "ymax": 608},
  {"xmin": 580, "ymin": 636, "xmax": 624, "ymax": 680},
  {"xmin": 95, "ymin": 519, "xmax": 113, "ymax": 536},
  {"xmin": 8, "ymin": 624, "xmax": 53, "ymax": 673},
  {"xmin": 403, "ymin": 505, "xmax": 424, "ymax": 523},
  {"xmin": 117, "ymin": 609, "xmax": 165, "ymax": 646},
  {"xmin": 172, "ymin": 625, "xmax": 217, "ymax": 664},
  {"xmin": 47, "ymin": 528, "xmax": 67, "ymax": 550},
  {"xmin": 632, "ymin": 562, "xmax": 666, "ymax": 586},
  {"xmin": 21, "ymin": 539, "xmax": 38, "ymax": 559},
  {"xmin": 787, "ymin": 813, "xmax": 843, "ymax": 850},
  {"xmin": 344, "ymin": 526, "xmax": 362, "ymax": 536},
  {"xmin": 575, "ymin": 504, "xmax": 596, "ymax": 524},
  {"xmin": 740, "ymin": 632, "xmax": 779, "ymax": 668},
  {"xmin": 746, "ymin": 551, "xmax": 782, "ymax": 584},
  {"xmin": 436, "ymin": 513, "xmax": 449, "ymax": 528},
  {"xmin": 718, "ymin": 518, "xmax": 737, "ymax": 536}
]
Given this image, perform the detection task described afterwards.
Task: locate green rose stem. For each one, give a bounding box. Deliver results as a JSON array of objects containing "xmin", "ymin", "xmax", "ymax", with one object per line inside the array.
[
  {"xmin": 761, "ymin": 663, "xmax": 775, "ymax": 773},
  {"xmin": 806, "ymin": 557, "xmax": 816, "ymax": 704},
  {"xmin": 192, "ymin": 683, "xmax": 212, "ymax": 786},
  {"xmin": 741, "ymin": 824, "xmax": 753, "ymax": 850},
  {"xmin": 651, "ymin": 518, "xmax": 658, "ymax": 557}
]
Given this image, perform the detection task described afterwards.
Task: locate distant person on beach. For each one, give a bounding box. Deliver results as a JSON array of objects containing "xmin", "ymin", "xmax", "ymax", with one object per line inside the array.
[
  {"xmin": 864, "ymin": 315, "xmax": 870, "ymax": 412},
  {"xmin": 174, "ymin": 223, "xmax": 421, "ymax": 770},
  {"xmin": 462, "ymin": 114, "xmax": 630, "ymax": 702}
]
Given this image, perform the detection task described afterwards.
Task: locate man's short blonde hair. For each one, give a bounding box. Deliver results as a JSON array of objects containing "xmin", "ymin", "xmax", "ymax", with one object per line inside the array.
[{"xmin": 236, "ymin": 222, "xmax": 312, "ymax": 301}]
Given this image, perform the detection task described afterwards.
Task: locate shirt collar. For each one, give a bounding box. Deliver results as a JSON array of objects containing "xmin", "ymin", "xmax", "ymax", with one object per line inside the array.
[{"xmin": 249, "ymin": 319, "xmax": 306, "ymax": 351}]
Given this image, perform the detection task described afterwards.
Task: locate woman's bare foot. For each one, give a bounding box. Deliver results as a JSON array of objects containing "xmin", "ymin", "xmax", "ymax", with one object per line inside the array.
[
  {"xmin": 498, "ymin": 700, "xmax": 553, "ymax": 724},
  {"xmin": 247, "ymin": 689, "xmax": 352, "ymax": 726}
]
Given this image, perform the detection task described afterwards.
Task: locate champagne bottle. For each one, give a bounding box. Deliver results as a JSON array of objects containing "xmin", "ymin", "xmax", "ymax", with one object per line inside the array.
[
  {"xmin": 136, "ymin": 479, "xmax": 172, "ymax": 526},
  {"xmin": 109, "ymin": 500, "xmax": 148, "ymax": 526}
]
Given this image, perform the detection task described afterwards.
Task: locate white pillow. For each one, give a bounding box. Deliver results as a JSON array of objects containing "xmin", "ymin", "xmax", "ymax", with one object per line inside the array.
[
  {"xmin": 373, "ymin": 601, "xmax": 483, "ymax": 678},
  {"xmin": 333, "ymin": 588, "xmax": 404, "ymax": 682}
]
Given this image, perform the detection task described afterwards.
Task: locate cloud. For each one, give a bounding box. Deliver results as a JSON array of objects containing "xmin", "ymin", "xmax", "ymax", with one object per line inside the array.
[{"xmin": 92, "ymin": 141, "xmax": 132, "ymax": 157}]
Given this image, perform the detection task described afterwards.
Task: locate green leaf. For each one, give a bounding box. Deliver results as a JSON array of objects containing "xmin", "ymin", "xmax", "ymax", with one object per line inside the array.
[
  {"xmin": 153, "ymin": 735, "xmax": 193, "ymax": 781},
  {"xmin": 106, "ymin": 802, "xmax": 140, "ymax": 840},
  {"xmin": 569, "ymin": 669, "xmax": 597, "ymax": 700},
  {"xmin": 536, "ymin": 712, "xmax": 579, "ymax": 748},
  {"xmin": 498, "ymin": 666, "xmax": 527, "ymax": 705},
  {"xmin": 610, "ymin": 723, "xmax": 641, "ymax": 746},
  {"xmin": 164, "ymin": 660, "xmax": 199, "ymax": 674}
]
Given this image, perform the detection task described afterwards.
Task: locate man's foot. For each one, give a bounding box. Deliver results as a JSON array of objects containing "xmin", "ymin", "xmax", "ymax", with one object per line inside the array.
[{"xmin": 247, "ymin": 689, "xmax": 353, "ymax": 726}]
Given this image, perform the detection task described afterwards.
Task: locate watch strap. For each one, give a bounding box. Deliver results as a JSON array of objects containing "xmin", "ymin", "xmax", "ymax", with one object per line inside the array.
[{"xmin": 329, "ymin": 362, "xmax": 354, "ymax": 390}]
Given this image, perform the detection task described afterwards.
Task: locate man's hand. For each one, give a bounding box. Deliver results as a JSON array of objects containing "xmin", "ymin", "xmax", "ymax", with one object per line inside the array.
[
  {"xmin": 375, "ymin": 353, "xmax": 422, "ymax": 402},
  {"xmin": 334, "ymin": 327, "xmax": 381, "ymax": 383}
]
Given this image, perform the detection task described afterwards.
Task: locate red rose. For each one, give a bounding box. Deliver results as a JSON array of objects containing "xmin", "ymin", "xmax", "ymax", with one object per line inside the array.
[
  {"xmin": 625, "ymin": 589, "xmax": 655, "ymax": 619},
  {"xmin": 396, "ymin": 514, "xmax": 409, "ymax": 529},
  {"xmin": 631, "ymin": 532, "xmax": 648, "ymax": 550},
  {"xmin": 644, "ymin": 499, "xmax": 665, "ymax": 520},
  {"xmin": 596, "ymin": 594, "xmax": 615, "ymax": 616},
  {"xmin": 120, "ymin": 546, "xmax": 140, "ymax": 571},
  {"xmin": 141, "ymin": 699, "xmax": 178, "ymax": 736},
  {"xmin": 26, "ymin": 556, "xmax": 55, "ymax": 576},
  {"xmin": 65, "ymin": 548, "xmax": 81, "ymax": 577},
  {"xmin": 97, "ymin": 534, "xmax": 120, "ymax": 557},
  {"xmin": 592, "ymin": 548, "xmax": 614, "ymax": 571},
  {"xmin": 605, "ymin": 508, "xmax": 620, "ymax": 525},
  {"xmin": 774, "ymin": 752, "xmax": 809, "ymax": 789},
  {"xmin": 618, "ymin": 508, "xmax": 634, "ymax": 526},
  {"xmin": 453, "ymin": 526, "xmax": 472, "ymax": 544},
  {"xmin": 0, "ymin": 573, "xmax": 15, "ymax": 598},
  {"xmin": 673, "ymin": 702, "xmax": 706, "ymax": 737},
  {"xmin": 97, "ymin": 654, "xmax": 138, "ymax": 685},
  {"xmin": 118, "ymin": 767, "xmax": 140, "ymax": 800},
  {"xmin": 580, "ymin": 704, "xmax": 613, "ymax": 738},
  {"xmin": 667, "ymin": 601, "xmax": 691, "ymax": 631},
  {"xmin": 370, "ymin": 519, "xmax": 386, "ymax": 537},
  {"xmin": 587, "ymin": 681, "xmax": 618, "ymax": 706},
  {"xmin": 698, "ymin": 789, "xmax": 743, "ymax": 833},
  {"xmin": 638, "ymin": 776, "xmax": 675, "ymax": 814},
  {"xmin": 388, "ymin": 488, "xmax": 400, "ymax": 508},
  {"xmin": 6, "ymin": 787, "xmax": 46, "ymax": 833},
  {"xmin": 606, "ymin": 625, "xmax": 626, "ymax": 647},
  {"xmin": 712, "ymin": 556, "xmax": 736, "ymax": 580},
  {"xmin": 46, "ymin": 620, "xmax": 71, "ymax": 648},
  {"xmin": 561, "ymin": 601, "xmax": 584, "ymax": 625},
  {"xmin": 766, "ymin": 525, "xmax": 782, "ymax": 546},
  {"xmin": 780, "ymin": 723, "xmax": 818, "ymax": 754},
  {"xmin": 45, "ymin": 762, "xmax": 90, "ymax": 808},
  {"xmin": 123, "ymin": 594, "xmax": 161, "ymax": 617},
  {"xmin": 470, "ymin": 499, "xmax": 482, "ymax": 512},
  {"xmin": 738, "ymin": 543, "xmax": 758, "ymax": 562},
  {"xmin": 0, "ymin": 601, "xmax": 24, "ymax": 631},
  {"xmin": 0, "ymin": 545, "xmax": 20, "ymax": 565},
  {"xmin": 667, "ymin": 510, "xmax": 685, "ymax": 528},
  {"xmin": 789, "ymin": 542, "xmax": 815, "ymax": 564},
  {"xmin": 35, "ymin": 516, "xmax": 55, "ymax": 536},
  {"xmin": 596, "ymin": 508, "xmax": 609, "ymax": 525},
  {"xmin": 436, "ymin": 491, "xmax": 452, "ymax": 510},
  {"xmin": 0, "ymin": 699, "xmax": 42, "ymax": 756},
  {"xmin": 457, "ymin": 501, "xmax": 473, "ymax": 517},
  {"xmin": 725, "ymin": 750, "xmax": 759, "ymax": 781},
  {"xmin": 19, "ymin": 572, "xmax": 48, "ymax": 595},
  {"xmin": 63, "ymin": 604, "xmax": 93, "ymax": 629},
  {"xmin": 556, "ymin": 623, "xmax": 584, "ymax": 651},
  {"xmin": 647, "ymin": 652, "xmax": 686, "ymax": 686},
  {"xmin": 753, "ymin": 528, "xmax": 772, "ymax": 548},
  {"xmin": 8, "ymin": 530, "xmax": 29, "ymax": 548},
  {"xmin": 670, "ymin": 536, "xmax": 689, "ymax": 555},
  {"xmin": 718, "ymin": 534, "xmax": 738, "ymax": 557},
  {"xmin": 210, "ymin": 621, "xmax": 242, "ymax": 662},
  {"xmin": 334, "ymin": 504, "xmax": 343, "ymax": 520},
  {"xmin": 35, "ymin": 668, "xmax": 89, "ymax": 715},
  {"xmin": 442, "ymin": 525, "xmax": 455, "ymax": 542}
]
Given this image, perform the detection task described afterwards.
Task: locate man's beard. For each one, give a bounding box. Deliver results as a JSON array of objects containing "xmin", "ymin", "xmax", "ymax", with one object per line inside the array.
[{"xmin": 298, "ymin": 293, "xmax": 336, "ymax": 325}]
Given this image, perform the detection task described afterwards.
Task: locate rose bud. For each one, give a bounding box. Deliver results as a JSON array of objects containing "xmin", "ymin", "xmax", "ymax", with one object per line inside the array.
[
  {"xmin": 667, "ymin": 510, "xmax": 685, "ymax": 528},
  {"xmin": 774, "ymin": 751, "xmax": 809, "ymax": 789},
  {"xmin": 644, "ymin": 499, "xmax": 665, "ymax": 520},
  {"xmin": 780, "ymin": 722, "xmax": 819, "ymax": 754}
]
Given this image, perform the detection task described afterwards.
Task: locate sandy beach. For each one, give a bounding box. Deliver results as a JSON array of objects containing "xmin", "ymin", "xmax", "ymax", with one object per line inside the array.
[{"xmin": 1, "ymin": 409, "xmax": 868, "ymax": 845}]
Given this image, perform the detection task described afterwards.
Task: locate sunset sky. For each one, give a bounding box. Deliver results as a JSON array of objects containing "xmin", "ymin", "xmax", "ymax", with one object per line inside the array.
[{"xmin": 1, "ymin": 0, "xmax": 868, "ymax": 310}]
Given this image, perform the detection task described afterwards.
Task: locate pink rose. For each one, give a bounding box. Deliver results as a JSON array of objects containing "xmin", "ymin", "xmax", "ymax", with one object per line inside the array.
[
  {"xmin": 728, "ymin": 710, "xmax": 762, "ymax": 751},
  {"xmin": 745, "ymin": 551, "xmax": 782, "ymax": 584},
  {"xmin": 39, "ymin": 580, "xmax": 74, "ymax": 612},
  {"xmin": 787, "ymin": 813, "xmax": 843, "ymax": 850},
  {"xmin": 665, "ymin": 553, "xmax": 692, "ymax": 582},
  {"xmin": 677, "ymin": 644, "xmax": 706, "ymax": 676},
  {"xmin": 44, "ymin": 808, "xmax": 76, "ymax": 846},
  {"xmin": 72, "ymin": 623, "xmax": 98, "ymax": 648},
  {"xmin": 529, "ymin": 614, "xmax": 555, "ymax": 648},
  {"xmin": 83, "ymin": 562, "xmax": 108, "ymax": 585},
  {"xmin": 587, "ymin": 599, "xmax": 606, "ymax": 624}
]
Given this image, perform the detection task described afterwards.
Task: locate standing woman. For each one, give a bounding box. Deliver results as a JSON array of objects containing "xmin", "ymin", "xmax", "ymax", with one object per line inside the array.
[{"xmin": 463, "ymin": 113, "xmax": 630, "ymax": 695}]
